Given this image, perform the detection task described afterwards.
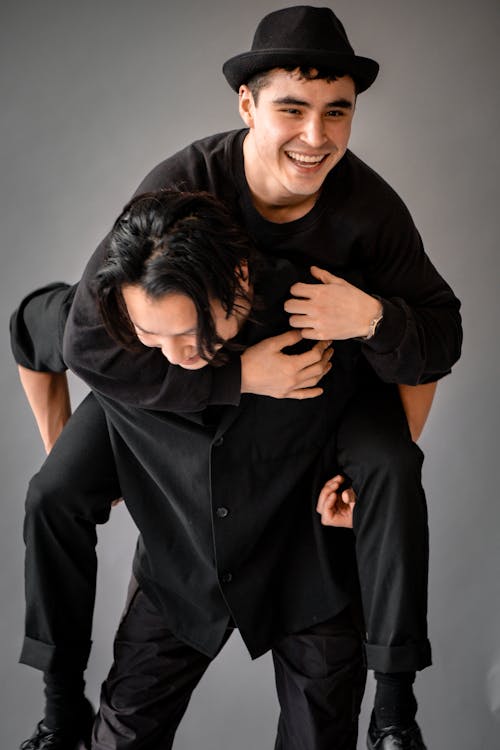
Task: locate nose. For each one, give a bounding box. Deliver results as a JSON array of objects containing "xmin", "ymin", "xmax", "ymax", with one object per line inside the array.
[
  {"xmin": 160, "ymin": 337, "xmax": 196, "ymax": 365},
  {"xmin": 301, "ymin": 115, "xmax": 327, "ymax": 148}
]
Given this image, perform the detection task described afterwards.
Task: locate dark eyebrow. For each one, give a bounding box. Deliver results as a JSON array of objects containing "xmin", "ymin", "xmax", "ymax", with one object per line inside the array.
[
  {"xmin": 133, "ymin": 321, "xmax": 197, "ymax": 336},
  {"xmin": 272, "ymin": 96, "xmax": 353, "ymax": 109}
]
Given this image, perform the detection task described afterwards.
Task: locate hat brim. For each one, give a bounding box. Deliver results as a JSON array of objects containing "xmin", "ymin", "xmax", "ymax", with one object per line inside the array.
[{"xmin": 223, "ymin": 49, "xmax": 379, "ymax": 94}]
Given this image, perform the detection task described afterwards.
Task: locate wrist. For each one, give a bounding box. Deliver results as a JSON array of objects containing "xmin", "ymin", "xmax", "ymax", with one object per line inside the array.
[{"xmin": 360, "ymin": 296, "xmax": 384, "ymax": 340}]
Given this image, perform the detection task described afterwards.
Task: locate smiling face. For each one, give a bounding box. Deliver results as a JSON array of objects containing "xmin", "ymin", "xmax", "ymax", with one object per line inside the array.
[
  {"xmin": 239, "ymin": 69, "xmax": 356, "ymax": 219},
  {"xmin": 122, "ymin": 285, "xmax": 248, "ymax": 369}
]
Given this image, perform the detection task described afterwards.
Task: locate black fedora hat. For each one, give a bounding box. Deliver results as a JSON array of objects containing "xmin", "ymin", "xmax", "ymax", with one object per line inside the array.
[{"xmin": 223, "ymin": 5, "xmax": 379, "ymax": 94}]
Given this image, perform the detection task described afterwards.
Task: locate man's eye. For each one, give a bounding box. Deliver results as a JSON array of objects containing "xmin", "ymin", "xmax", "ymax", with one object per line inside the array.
[
  {"xmin": 280, "ymin": 108, "xmax": 301, "ymax": 115},
  {"xmin": 326, "ymin": 110, "xmax": 344, "ymax": 117}
]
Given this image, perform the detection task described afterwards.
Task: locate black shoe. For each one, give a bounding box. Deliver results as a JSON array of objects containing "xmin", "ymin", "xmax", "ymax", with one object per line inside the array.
[
  {"xmin": 367, "ymin": 711, "xmax": 427, "ymax": 749},
  {"xmin": 20, "ymin": 698, "xmax": 94, "ymax": 750}
]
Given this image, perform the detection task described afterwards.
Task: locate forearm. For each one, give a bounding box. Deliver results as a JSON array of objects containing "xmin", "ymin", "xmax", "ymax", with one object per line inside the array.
[
  {"xmin": 285, "ymin": 268, "xmax": 462, "ymax": 385},
  {"xmin": 18, "ymin": 365, "xmax": 71, "ymax": 453},
  {"xmin": 397, "ymin": 381, "xmax": 437, "ymax": 442}
]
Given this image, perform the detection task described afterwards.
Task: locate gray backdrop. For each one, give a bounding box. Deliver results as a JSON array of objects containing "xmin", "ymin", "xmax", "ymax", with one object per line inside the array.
[{"xmin": 1, "ymin": 1, "xmax": 499, "ymax": 748}]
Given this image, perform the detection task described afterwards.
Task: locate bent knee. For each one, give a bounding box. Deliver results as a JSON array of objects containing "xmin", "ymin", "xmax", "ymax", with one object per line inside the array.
[
  {"xmin": 25, "ymin": 463, "xmax": 114, "ymax": 525},
  {"xmin": 25, "ymin": 468, "xmax": 73, "ymax": 519}
]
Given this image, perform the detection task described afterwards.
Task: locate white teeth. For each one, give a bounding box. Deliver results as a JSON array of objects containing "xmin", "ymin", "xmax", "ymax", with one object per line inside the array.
[{"xmin": 286, "ymin": 151, "xmax": 325, "ymax": 164}]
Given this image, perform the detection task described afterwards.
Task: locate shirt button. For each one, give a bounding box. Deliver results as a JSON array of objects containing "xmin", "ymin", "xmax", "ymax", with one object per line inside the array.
[
  {"xmin": 221, "ymin": 572, "xmax": 233, "ymax": 584},
  {"xmin": 213, "ymin": 436, "xmax": 224, "ymax": 447},
  {"xmin": 216, "ymin": 506, "xmax": 229, "ymax": 518}
]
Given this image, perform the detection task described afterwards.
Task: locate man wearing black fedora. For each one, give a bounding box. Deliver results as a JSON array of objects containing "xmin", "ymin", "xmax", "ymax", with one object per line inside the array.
[{"xmin": 14, "ymin": 5, "xmax": 461, "ymax": 750}]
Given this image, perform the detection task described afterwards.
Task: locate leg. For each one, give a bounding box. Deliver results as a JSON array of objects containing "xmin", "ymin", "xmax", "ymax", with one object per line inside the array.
[
  {"xmin": 20, "ymin": 392, "xmax": 121, "ymax": 749},
  {"xmin": 272, "ymin": 606, "xmax": 366, "ymax": 750},
  {"xmin": 336, "ymin": 381, "xmax": 429, "ymax": 748},
  {"xmin": 22, "ymin": 392, "xmax": 120, "ymax": 673},
  {"xmin": 336, "ymin": 382, "xmax": 431, "ymax": 673},
  {"xmin": 93, "ymin": 579, "xmax": 230, "ymax": 750}
]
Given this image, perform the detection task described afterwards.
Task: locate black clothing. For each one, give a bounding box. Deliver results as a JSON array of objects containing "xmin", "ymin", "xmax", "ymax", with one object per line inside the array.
[
  {"xmin": 20, "ymin": 392, "xmax": 118, "ymax": 672},
  {"xmin": 17, "ymin": 376, "xmax": 431, "ymax": 674},
  {"xmin": 373, "ymin": 671, "xmax": 418, "ymax": 730},
  {"xmin": 134, "ymin": 130, "xmax": 462, "ymax": 385},
  {"xmin": 92, "ymin": 578, "xmax": 365, "ymax": 750},
  {"xmin": 337, "ymin": 383, "xmax": 430, "ymax": 672},
  {"xmin": 15, "ymin": 261, "xmax": 361, "ymax": 660},
  {"xmin": 43, "ymin": 671, "xmax": 87, "ymax": 731},
  {"xmin": 11, "ymin": 131, "xmax": 461, "ymax": 672},
  {"xmin": 63, "ymin": 130, "xmax": 461, "ymax": 411}
]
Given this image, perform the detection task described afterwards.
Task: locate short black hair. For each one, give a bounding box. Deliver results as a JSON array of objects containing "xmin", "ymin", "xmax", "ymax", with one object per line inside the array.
[
  {"xmin": 95, "ymin": 190, "xmax": 259, "ymax": 364},
  {"xmin": 246, "ymin": 65, "xmax": 358, "ymax": 103}
]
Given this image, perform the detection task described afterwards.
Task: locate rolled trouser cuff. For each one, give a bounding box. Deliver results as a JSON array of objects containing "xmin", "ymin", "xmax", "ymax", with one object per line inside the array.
[
  {"xmin": 19, "ymin": 636, "xmax": 92, "ymax": 673},
  {"xmin": 365, "ymin": 640, "xmax": 432, "ymax": 673}
]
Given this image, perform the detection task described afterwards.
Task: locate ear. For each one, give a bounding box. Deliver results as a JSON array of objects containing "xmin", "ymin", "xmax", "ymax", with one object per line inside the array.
[{"xmin": 238, "ymin": 85, "xmax": 255, "ymax": 128}]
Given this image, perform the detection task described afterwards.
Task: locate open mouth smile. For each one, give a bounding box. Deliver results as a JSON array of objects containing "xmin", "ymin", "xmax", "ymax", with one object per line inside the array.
[{"xmin": 285, "ymin": 151, "xmax": 329, "ymax": 169}]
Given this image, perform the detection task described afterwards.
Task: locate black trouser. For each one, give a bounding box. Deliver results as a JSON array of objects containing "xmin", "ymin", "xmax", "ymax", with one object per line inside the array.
[
  {"xmin": 21, "ymin": 393, "xmax": 120, "ymax": 672},
  {"xmin": 21, "ymin": 383, "xmax": 430, "ymax": 675},
  {"xmin": 92, "ymin": 579, "xmax": 366, "ymax": 750},
  {"xmin": 337, "ymin": 381, "xmax": 431, "ymax": 672}
]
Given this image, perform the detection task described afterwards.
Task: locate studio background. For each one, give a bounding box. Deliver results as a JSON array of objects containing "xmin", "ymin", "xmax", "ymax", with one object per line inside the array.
[{"xmin": 1, "ymin": 1, "xmax": 499, "ymax": 748}]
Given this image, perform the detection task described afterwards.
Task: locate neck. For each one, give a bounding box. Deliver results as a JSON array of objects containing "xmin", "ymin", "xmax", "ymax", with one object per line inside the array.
[{"xmin": 250, "ymin": 191, "xmax": 319, "ymax": 223}]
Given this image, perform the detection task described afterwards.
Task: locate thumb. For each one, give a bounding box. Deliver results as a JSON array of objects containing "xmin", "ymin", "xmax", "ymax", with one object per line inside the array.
[
  {"xmin": 270, "ymin": 329, "xmax": 302, "ymax": 351},
  {"xmin": 310, "ymin": 265, "xmax": 336, "ymax": 284}
]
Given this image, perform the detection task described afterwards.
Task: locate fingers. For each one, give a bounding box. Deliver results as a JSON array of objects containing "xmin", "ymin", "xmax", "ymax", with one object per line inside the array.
[
  {"xmin": 283, "ymin": 386, "xmax": 324, "ymax": 400},
  {"xmin": 276, "ymin": 342, "xmax": 333, "ymax": 398},
  {"xmin": 287, "ymin": 282, "xmax": 314, "ymax": 301},
  {"xmin": 271, "ymin": 329, "xmax": 303, "ymax": 350},
  {"xmin": 292, "ymin": 340, "xmax": 333, "ymax": 369},
  {"xmin": 284, "ymin": 296, "xmax": 313, "ymax": 315},
  {"xmin": 300, "ymin": 327, "xmax": 323, "ymax": 340},
  {"xmin": 286, "ymin": 345, "xmax": 332, "ymax": 393},
  {"xmin": 340, "ymin": 486, "xmax": 356, "ymax": 506},
  {"xmin": 316, "ymin": 474, "xmax": 355, "ymax": 528},
  {"xmin": 286, "ymin": 308, "xmax": 332, "ymax": 340},
  {"xmin": 288, "ymin": 267, "xmax": 338, "ymax": 299},
  {"xmin": 273, "ymin": 359, "xmax": 331, "ymax": 398},
  {"xmin": 317, "ymin": 474, "xmax": 344, "ymax": 512},
  {"xmin": 309, "ymin": 265, "xmax": 337, "ymax": 284}
]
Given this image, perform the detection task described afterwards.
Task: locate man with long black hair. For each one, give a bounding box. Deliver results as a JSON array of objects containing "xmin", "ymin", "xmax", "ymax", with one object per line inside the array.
[{"xmin": 16, "ymin": 188, "xmax": 365, "ymax": 748}]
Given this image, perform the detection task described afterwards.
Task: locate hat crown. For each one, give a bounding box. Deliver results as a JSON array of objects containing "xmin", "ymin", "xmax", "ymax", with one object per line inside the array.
[
  {"xmin": 251, "ymin": 6, "xmax": 354, "ymax": 55},
  {"xmin": 222, "ymin": 5, "xmax": 379, "ymax": 93}
]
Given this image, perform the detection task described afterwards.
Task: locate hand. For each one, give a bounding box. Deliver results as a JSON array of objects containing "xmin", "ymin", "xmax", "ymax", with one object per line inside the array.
[
  {"xmin": 316, "ymin": 474, "xmax": 357, "ymax": 528},
  {"xmin": 240, "ymin": 329, "xmax": 333, "ymax": 400},
  {"xmin": 284, "ymin": 266, "xmax": 382, "ymax": 340},
  {"xmin": 111, "ymin": 497, "xmax": 124, "ymax": 507}
]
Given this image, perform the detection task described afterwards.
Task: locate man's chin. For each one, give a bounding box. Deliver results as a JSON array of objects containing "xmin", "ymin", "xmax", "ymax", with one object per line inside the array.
[{"xmin": 178, "ymin": 356, "xmax": 209, "ymax": 370}]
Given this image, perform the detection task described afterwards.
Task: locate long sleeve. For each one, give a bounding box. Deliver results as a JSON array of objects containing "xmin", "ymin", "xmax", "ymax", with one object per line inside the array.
[
  {"xmin": 359, "ymin": 197, "xmax": 462, "ymax": 385},
  {"xmin": 10, "ymin": 273, "xmax": 241, "ymax": 416},
  {"xmin": 61, "ymin": 136, "xmax": 250, "ymax": 413},
  {"xmin": 61, "ymin": 236, "xmax": 241, "ymax": 413}
]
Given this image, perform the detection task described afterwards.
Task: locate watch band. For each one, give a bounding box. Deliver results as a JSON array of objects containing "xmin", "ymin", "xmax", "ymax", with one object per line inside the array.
[{"xmin": 362, "ymin": 302, "xmax": 384, "ymax": 340}]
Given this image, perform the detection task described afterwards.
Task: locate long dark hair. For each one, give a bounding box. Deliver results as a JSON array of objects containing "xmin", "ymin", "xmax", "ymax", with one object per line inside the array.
[{"xmin": 95, "ymin": 190, "xmax": 259, "ymax": 363}]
